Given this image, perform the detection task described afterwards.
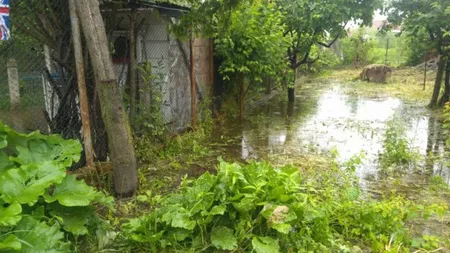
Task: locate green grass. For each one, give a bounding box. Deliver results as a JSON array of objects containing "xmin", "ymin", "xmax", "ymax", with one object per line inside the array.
[
  {"xmin": 0, "ymin": 78, "xmax": 46, "ymax": 111},
  {"xmin": 321, "ymin": 67, "xmax": 435, "ymax": 104}
]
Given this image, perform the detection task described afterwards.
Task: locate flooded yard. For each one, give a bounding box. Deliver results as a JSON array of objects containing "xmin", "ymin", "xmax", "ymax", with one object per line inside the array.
[
  {"xmin": 220, "ymin": 79, "xmax": 450, "ymax": 187},
  {"xmin": 206, "ymin": 76, "xmax": 450, "ymax": 241}
]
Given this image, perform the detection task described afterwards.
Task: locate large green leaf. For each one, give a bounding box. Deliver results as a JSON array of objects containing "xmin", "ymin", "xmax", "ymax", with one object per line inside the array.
[
  {"xmin": 0, "ymin": 234, "xmax": 21, "ymax": 251},
  {"xmin": 252, "ymin": 236, "xmax": 280, "ymax": 253},
  {"xmin": 0, "ymin": 151, "xmax": 12, "ymax": 173},
  {"xmin": 49, "ymin": 204, "xmax": 93, "ymax": 235},
  {"xmin": 0, "ymin": 202, "xmax": 22, "ymax": 226},
  {"xmin": 271, "ymin": 223, "xmax": 291, "ymax": 234},
  {"xmin": 0, "ymin": 132, "xmax": 7, "ymax": 149},
  {"xmin": 171, "ymin": 212, "xmax": 196, "ymax": 230},
  {"xmin": 0, "ymin": 162, "xmax": 66, "ymax": 205},
  {"xmin": 14, "ymin": 217, "xmax": 71, "ymax": 253},
  {"xmin": 44, "ymin": 175, "xmax": 109, "ymax": 207},
  {"xmin": 1, "ymin": 124, "xmax": 81, "ymax": 167},
  {"xmin": 211, "ymin": 226, "xmax": 237, "ymax": 251},
  {"xmin": 167, "ymin": 228, "xmax": 192, "ymax": 241}
]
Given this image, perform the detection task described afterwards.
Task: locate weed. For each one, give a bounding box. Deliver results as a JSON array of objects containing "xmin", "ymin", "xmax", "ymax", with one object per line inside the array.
[
  {"xmin": 379, "ymin": 116, "xmax": 419, "ymax": 172},
  {"xmin": 133, "ymin": 62, "xmax": 166, "ymax": 140}
]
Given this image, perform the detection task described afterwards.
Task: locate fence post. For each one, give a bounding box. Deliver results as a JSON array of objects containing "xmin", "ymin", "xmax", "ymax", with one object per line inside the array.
[
  {"xmin": 190, "ymin": 35, "xmax": 197, "ymax": 128},
  {"xmin": 209, "ymin": 39, "xmax": 214, "ymax": 97},
  {"xmin": 69, "ymin": 0, "xmax": 94, "ymax": 167},
  {"xmin": 7, "ymin": 58, "xmax": 23, "ymax": 131}
]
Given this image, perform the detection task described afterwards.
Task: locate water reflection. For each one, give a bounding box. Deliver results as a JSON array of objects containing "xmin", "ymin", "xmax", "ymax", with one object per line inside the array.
[{"xmin": 236, "ymin": 83, "xmax": 450, "ymax": 187}]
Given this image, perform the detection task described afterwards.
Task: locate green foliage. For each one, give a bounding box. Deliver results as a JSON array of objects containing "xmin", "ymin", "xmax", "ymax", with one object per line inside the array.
[
  {"xmin": 278, "ymin": 0, "xmax": 381, "ymax": 74},
  {"xmin": 135, "ymin": 106, "xmax": 213, "ymax": 165},
  {"xmin": 379, "ymin": 117, "xmax": 419, "ymax": 172},
  {"xmin": 385, "ymin": 0, "xmax": 450, "ymax": 58},
  {"xmin": 133, "ymin": 62, "xmax": 166, "ymax": 140},
  {"xmin": 341, "ymin": 28, "xmax": 376, "ymax": 66},
  {"xmin": 442, "ymin": 102, "xmax": 450, "ymax": 146},
  {"xmin": 394, "ymin": 30, "xmax": 432, "ymax": 66},
  {"xmin": 122, "ymin": 158, "xmax": 442, "ymax": 252},
  {"xmin": 215, "ymin": 2, "xmax": 290, "ymax": 83},
  {"xmin": 0, "ymin": 122, "xmax": 113, "ymax": 252}
]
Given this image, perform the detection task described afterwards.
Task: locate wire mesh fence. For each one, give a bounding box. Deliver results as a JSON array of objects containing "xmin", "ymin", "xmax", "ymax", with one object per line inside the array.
[{"xmin": 0, "ymin": 1, "xmax": 211, "ymax": 169}]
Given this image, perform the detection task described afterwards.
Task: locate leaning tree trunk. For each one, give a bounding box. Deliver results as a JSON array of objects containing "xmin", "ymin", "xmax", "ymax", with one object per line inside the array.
[
  {"xmin": 429, "ymin": 56, "xmax": 446, "ymax": 108},
  {"xmin": 75, "ymin": 0, "xmax": 138, "ymax": 197},
  {"xmin": 438, "ymin": 58, "xmax": 450, "ymax": 107}
]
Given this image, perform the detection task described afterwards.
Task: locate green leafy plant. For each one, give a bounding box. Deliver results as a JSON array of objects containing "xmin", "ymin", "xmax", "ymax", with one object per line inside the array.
[
  {"xmin": 0, "ymin": 122, "xmax": 113, "ymax": 252},
  {"xmin": 379, "ymin": 116, "xmax": 419, "ymax": 172},
  {"xmin": 133, "ymin": 61, "xmax": 166, "ymax": 140},
  {"xmin": 122, "ymin": 158, "xmax": 442, "ymax": 252}
]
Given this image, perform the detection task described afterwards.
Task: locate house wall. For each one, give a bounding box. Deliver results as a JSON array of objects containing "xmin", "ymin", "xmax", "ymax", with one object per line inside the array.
[{"xmin": 110, "ymin": 9, "xmax": 213, "ymax": 132}]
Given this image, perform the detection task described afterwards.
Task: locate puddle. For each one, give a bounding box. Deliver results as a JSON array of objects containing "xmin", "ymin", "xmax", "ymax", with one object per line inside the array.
[{"xmin": 217, "ymin": 81, "xmax": 450, "ymax": 191}]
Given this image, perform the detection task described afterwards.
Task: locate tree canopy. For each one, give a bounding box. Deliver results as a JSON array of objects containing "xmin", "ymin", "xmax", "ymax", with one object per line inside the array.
[
  {"xmin": 215, "ymin": 2, "xmax": 290, "ymax": 83},
  {"xmin": 385, "ymin": 0, "xmax": 450, "ymax": 55},
  {"xmin": 278, "ymin": 0, "xmax": 381, "ymax": 69}
]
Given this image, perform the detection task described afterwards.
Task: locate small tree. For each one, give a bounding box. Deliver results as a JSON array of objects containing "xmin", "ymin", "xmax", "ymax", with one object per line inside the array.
[
  {"xmin": 215, "ymin": 2, "xmax": 290, "ymax": 120},
  {"xmin": 277, "ymin": 0, "xmax": 381, "ymax": 101}
]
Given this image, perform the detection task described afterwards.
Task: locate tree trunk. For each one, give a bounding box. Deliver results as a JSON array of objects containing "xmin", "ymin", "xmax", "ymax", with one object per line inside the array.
[
  {"xmin": 129, "ymin": 8, "xmax": 137, "ymax": 122},
  {"xmin": 76, "ymin": 0, "xmax": 138, "ymax": 197},
  {"xmin": 288, "ymin": 54, "xmax": 297, "ymax": 102},
  {"xmin": 288, "ymin": 88, "xmax": 295, "ymax": 102},
  {"xmin": 238, "ymin": 72, "xmax": 244, "ymax": 121},
  {"xmin": 438, "ymin": 58, "xmax": 450, "ymax": 107},
  {"xmin": 429, "ymin": 56, "xmax": 446, "ymax": 108}
]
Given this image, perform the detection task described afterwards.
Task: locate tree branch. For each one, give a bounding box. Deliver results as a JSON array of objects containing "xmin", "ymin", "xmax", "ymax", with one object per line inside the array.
[{"xmin": 317, "ymin": 21, "xmax": 349, "ymax": 48}]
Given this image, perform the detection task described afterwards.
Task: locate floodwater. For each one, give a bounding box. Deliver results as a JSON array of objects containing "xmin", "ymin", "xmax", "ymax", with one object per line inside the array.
[
  {"xmin": 212, "ymin": 78, "xmax": 450, "ymax": 237},
  {"xmin": 217, "ymin": 79, "xmax": 450, "ymax": 192}
]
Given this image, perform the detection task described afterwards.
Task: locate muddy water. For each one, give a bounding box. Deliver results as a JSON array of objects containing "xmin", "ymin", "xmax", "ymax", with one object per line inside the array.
[{"xmin": 218, "ymin": 80, "xmax": 450, "ymax": 191}]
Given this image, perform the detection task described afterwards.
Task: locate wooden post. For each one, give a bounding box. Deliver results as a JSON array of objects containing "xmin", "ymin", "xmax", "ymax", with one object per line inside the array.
[
  {"xmin": 7, "ymin": 58, "xmax": 23, "ymax": 131},
  {"xmin": 7, "ymin": 59, "xmax": 20, "ymax": 110},
  {"xmin": 76, "ymin": 0, "xmax": 138, "ymax": 197},
  {"xmin": 190, "ymin": 35, "xmax": 197, "ymax": 128},
  {"xmin": 69, "ymin": 0, "xmax": 94, "ymax": 167},
  {"xmin": 129, "ymin": 8, "xmax": 137, "ymax": 122},
  {"xmin": 209, "ymin": 39, "xmax": 214, "ymax": 97}
]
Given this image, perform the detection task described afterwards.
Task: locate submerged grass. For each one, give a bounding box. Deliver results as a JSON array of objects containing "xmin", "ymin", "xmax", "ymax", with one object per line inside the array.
[{"xmin": 321, "ymin": 67, "xmax": 435, "ymax": 104}]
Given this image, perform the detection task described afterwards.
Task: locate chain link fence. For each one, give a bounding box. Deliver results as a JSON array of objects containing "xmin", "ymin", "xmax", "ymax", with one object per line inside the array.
[{"xmin": 1, "ymin": 1, "xmax": 211, "ymax": 168}]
